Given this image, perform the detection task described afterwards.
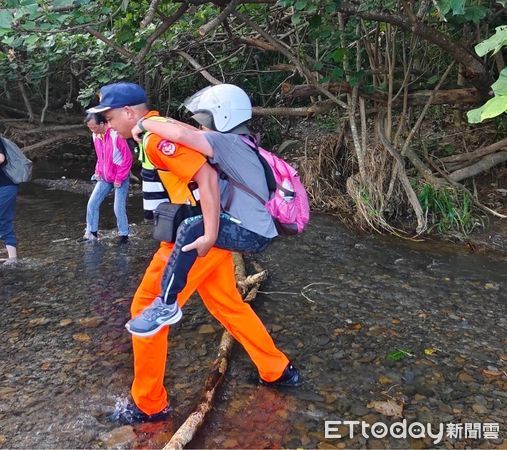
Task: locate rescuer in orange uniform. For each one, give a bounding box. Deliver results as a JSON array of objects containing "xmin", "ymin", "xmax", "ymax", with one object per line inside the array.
[{"xmin": 87, "ymin": 82, "xmax": 301, "ymax": 425}]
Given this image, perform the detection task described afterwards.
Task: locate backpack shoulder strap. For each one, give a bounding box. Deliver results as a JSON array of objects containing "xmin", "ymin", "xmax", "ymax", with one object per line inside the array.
[
  {"xmin": 223, "ymin": 174, "xmax": 266, "ymax": 206},
  {"xmin": 239, "ymin": 135, "xmax": 277, "ymax": 192}
]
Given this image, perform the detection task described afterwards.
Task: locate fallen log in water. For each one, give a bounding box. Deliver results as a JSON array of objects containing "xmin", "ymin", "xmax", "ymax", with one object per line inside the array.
[{"xmin": 163, "ymin": 254, "xmax": 267, "ymax": 450}]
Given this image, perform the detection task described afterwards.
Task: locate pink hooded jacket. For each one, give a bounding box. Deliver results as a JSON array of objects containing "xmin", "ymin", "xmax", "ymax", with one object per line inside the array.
[{"xmin": 93, "ymin": 128, "xmax": 133, "ymax": 184}]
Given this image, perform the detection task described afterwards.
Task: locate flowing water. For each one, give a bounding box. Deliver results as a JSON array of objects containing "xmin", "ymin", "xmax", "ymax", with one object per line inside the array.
[{"xmin": 0, "ymin": 170, "xmax": 505, "ymax": 449}]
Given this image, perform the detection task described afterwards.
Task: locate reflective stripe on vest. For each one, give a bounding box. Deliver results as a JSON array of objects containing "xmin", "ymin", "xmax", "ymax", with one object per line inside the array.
[
  {"xmin": 142, "ymin": 180, "xmax": 165, "ymax": 193},
  {"xmin": 139, "ymin": 123, "xmax": 168, "ymax": 214},
  {"xmin": 138, "ymin": 114, "xmax": 201, "ymax": 213},
  {"xmin": 143, "ymin": 197, "xmax": 170, "ymax": 211}
]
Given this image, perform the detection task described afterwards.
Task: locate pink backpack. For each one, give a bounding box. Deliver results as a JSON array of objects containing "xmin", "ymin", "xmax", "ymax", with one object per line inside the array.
[{"xmin": 223, "ymin": 136, "xmax": 310, "ymax": 235}]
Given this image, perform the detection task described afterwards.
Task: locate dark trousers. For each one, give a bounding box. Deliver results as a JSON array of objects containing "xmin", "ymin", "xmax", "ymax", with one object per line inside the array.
[
  {"xmin": 0, "ymin": 184, "xmax": 18, "ymax": 247},
  {"xmin": 160, "ymin": 213, "xmax": 271, "ymax": 305}
]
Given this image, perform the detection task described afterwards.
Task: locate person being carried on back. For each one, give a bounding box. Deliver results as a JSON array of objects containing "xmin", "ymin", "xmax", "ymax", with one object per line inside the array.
[{"xmin": 126, "ymin": 84, "xmax": 309, "ymax": 337}]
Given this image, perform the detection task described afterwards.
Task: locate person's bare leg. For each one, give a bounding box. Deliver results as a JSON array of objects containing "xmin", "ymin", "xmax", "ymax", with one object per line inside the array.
[{"xmin": 4, "ymin": 245, "xmax": 17, "ymax": 264}]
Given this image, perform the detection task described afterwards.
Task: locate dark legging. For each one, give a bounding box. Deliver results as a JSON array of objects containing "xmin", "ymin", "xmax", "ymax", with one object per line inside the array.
[{"xmin": 160, "ymin": 213, "xmax": 271, "ymax": 305}]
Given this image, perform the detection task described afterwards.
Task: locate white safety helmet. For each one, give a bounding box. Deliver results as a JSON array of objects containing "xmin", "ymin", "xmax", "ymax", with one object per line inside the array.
[{"xmin": 183, "ymin": 84, "xmax": 252, "ymax": 133}]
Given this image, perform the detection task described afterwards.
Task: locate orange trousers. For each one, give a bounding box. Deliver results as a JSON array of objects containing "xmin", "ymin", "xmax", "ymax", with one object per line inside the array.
[{"xmin": 131, "ymin": 242, "xmax": 289, "ymax": 415}]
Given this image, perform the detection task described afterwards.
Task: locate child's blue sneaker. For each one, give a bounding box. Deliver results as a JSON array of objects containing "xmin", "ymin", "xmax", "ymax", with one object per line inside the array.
[{"xmin": 125, "ymin": 297, "xmax": 182, "ymax": 337}]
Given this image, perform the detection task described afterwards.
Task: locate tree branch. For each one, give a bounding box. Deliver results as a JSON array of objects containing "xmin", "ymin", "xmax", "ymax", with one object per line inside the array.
[
  {"xmin": 84, "ymin": 26, "xmax": 133, "ymax": 59},
  {"xmin": 233, "ymin": 10, "xmax": 349, "ymax": 110},
  {"xmin": 24, "ymin": 124, "xmax": 84, "ymax": 134},
  {"xmin": 199, "ymin": 0, "xmax": 242, "ymax": 37},
  {"xmin": 281, "ymin": 82, "xmax": 483, "ymax": 106},
  {"xmin": 234, "ymin": 36, "xmax": 277, "ymax": 52},
  {"xmin": 175, "ymin": 51, "xmax": 222, "ymax": 85},
  {"xmin": 440, "ymin": 137, "xmax": 507, "ymax": 165},
  {"xmin": 17, "ymin": 81, "xmax": 34, "ymax": 123},
  {"xmin": 134, "ymin": 3, "xmax": 189, "ymax": 65},
  {"xmin": 337, "ymin": 2, "xmax": 493, "ymax": 94},
  {"xmin": 140, "ymin": 0, "xmax": 162, "ymax": 29},
  {"xmin": 252, "ymin": 101, "xmax": 337, "ymax": 117},
  {"xmin": 162, "ymin": 254, "xmax": 267, "ymax": 450},
  {"xmin": 449, "ymin": 151, "xmax": 507, "ymax": 182},
  {"xmin": 377, "ymin": 113, "xmax": 427, "ymax": 234}
]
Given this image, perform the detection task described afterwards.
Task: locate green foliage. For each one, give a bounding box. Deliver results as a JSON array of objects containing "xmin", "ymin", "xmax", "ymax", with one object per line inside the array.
[
  {"xmin": 417, "ymin": 183, "xmax": 479, "ymax": 235},
  {"xmin": 468, "ymin": 27, "xmax": 507, "ymax": 123},
  {"xmin": 386, "ymin": 349, "xmax": 413, "ymax": 361},
  {"xmin": 436, "ymin": 0, "xmax": 466, "ymax": 16},
  {"xmin": 441, "ymin": 143, "xmax": 455, "ymax": 157},
  {"xmin": 278, "ymin": 0, "xmax": 358, "ymax": 84},
  {"xmin": 316, "ymin": 114, "xmax": 338, "ymax": 131},
  {"xmin": 434, "ymin": 0, "xmax": 487, "ymax": 24},
  {"xmin": 475, "ymin": 25, "xmax": 507, "ymax": 56}
]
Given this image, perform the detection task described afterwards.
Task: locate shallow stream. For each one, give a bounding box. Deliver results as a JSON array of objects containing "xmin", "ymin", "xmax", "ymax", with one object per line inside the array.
[{"xmin": 0, "ymin": 169, "xmax": 505, "ymax": 449}]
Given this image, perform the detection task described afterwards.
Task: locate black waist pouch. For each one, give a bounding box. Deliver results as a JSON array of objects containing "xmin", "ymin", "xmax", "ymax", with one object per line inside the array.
[{"xmin": 153, "ymin": 202, "xmax": 202, "ymax": 242}]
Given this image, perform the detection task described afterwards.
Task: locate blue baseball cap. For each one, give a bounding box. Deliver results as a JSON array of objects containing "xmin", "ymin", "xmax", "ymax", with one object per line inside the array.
[{"xmin": 86, "ymin": 82, "xmax": 147, "ymax": 113}]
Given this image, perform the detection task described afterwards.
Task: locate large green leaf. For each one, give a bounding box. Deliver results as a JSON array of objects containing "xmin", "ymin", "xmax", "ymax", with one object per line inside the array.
[
  {"xmin": 464, "ymin": 5, "xmax": 487, "ymax": 24},
  {"xmin": 450, "ymin": 0, "xmax": 465, "ymax": 15},
  {"xmin": 480, "ymin": 96, "xmax": 507, "ymax": 120},
  {"xmin": 467, "ymin": 106, "xmax": 483, "ymax": 123},
  {"xmin": 437, "ymin": 0, "xmax": 451, "ymax": 15},
  {"xmin": 52, "ymin": 0, "xmax": 75, "ymax": 6},
  {"xmin": 492, "ymin": 68, "xmax": 507, "ymax": 96},
  {"xmin": 475, "ymin": 26, "xmax": 507, "ymax": 57},
  {"xmin": 294, "ymin": 0, "xmax": 307, "ymax": 10},
  {"xmin": 0, "ymin": 9, "xmax": 14, "ymax": 29},
  {"xmin": 436, "ymin": 0, "xmax": 466, "ymax": 16},
  {"xmin": 329, "ymin": 48, "xmax": 346, "ymax": 63}
]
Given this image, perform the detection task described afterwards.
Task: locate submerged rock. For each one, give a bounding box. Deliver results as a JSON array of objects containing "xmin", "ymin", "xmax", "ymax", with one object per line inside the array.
[{"xmin": 99, "ymin": 426, "xmax": 136, "ymax": 447}]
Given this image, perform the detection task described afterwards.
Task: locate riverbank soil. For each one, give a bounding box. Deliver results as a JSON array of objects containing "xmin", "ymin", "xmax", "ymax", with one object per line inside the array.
[{"xmin": 467, "ymin": 166, "xmax": 507, "ymax": 253}]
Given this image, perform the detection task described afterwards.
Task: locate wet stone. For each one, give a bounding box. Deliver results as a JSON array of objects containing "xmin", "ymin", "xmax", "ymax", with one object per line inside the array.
[
  {"xmin": 77, "ymin": 317, "xmax": 103, "ymax": 328},
  {"xmin": 99, "ymin": 426, "xmax": 136, "ymax": 447},
  {"xmin": 197, "ymin": 324, "xmax": 216, "ymax": 334},
  {"xmin": 413, "ymin": 394, "xmax": 426, "ymax": 402},
  {"xmin": 28, "ymin": 317, "xmax": 50, "ymax": 327},
  {"xmin": 309, "ymin": 355, "xmax": 325, "ymax": 364},
  {"xmin": 472, "ymin": 403, "xmax": 489, "ymax": 414},
  {"xmin": 3, "ymin": 192, "xmax": 506, "ymax": 450},
  {"xmin": 296, "ymin": 391, "xmax": 325, "ymax": 402},
  {"xmin": 223, "ymin": 437, "xmax": 239, "ymax": 447},
  {"xmin": 318, "ymin": 441, "xmax": 338, "ymax": 449},
  {"xmin": 350, "ymin": 404, "xmax": 370, "ymax": 417},
  {"xmin": 458, "ymin": 372, "xmax": 476, "ymax": 383},
  {"xmin": 72, "ymin": 333, "xmax": 91, "ymax": 342},
  {"xmin": 318, "ymin": 335, "xmax": 331, "ymax": 346}
]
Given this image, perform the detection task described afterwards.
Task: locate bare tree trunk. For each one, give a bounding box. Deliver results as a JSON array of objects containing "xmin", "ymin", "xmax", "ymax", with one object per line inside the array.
[
  {"xmin": 17, "ymin": 81, "xmax": 34, "ymax": 122},
  {"xmin": 449, "ymin": 151, "xmax": 507, "ymax": 182},
  {"xmin": 377, "ymin": 115, "xmax": 427, "ymax": 233},
  {"xmin": 337, "ymin": 1, "xmax": 493, "ymax": 93},
  {"xmin": 40, "ymin": 75, "xmax": 50, "ymax": 124},
  {"xmin": 440, "ymin": 137, "xmax": 507, "ymax": 166}
]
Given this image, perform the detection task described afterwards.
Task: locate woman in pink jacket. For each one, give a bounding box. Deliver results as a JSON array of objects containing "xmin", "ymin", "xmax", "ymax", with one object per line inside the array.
[{"xmin": 79, "ymin": 113, "xmax": 133, "ymax": 243}]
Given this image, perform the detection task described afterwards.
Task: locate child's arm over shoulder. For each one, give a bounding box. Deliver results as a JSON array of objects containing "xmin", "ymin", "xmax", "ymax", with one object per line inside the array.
[{"xmin": 136, "ymin": 118, "xmax": 214, "ymax": 157}]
